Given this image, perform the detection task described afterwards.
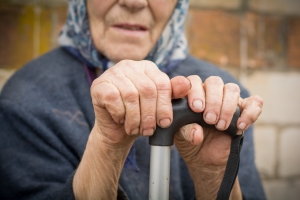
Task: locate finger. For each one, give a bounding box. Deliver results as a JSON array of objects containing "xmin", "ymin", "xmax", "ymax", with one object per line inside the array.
[
  {"xmin": 126, "ymin": 72, "xmax": 157, "ymax": 136},
  {"xmin": 113, "ymin": 60, "xmax": 158, "ymax": 136},
  {"xmin": 91, "ymin": 80, "xmax": 125, "ymax": 124},
  {"xmin": 106, "ymin": 68, "xmax": 141, "ymax": 135},
  {"xmin": 187, "ymin": 75, "xmax": 205, "ymax": 112},
  {"xmin": 203, "ymin": 76, "xmax": 224, "ymax": 125},
  {"xmin": 171, "ymin": 76, "xmax": 191, "ymax": 99},
  {"xmin": 145, "ymin": 64, "xmax": 173, "ymax": 128},
  {"xmin": 237, "ymin": 95, "xmax": 263, "ymax": 130},
  {"xmin": 177, "ymin": 123, "xmax": 204, "ymax": 145},
  {"xmin": 216, "ymin": 83, "xmax": 240, "ymax": 130}
]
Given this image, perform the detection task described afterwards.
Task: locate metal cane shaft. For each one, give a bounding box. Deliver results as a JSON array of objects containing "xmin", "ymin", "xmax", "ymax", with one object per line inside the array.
[{"xmin": 149, "ymin": 146, "xmax": 171, "ymax": 200}]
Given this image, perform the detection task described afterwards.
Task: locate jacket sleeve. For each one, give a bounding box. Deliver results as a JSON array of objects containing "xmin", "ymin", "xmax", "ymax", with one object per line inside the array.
[{"xmin": 0, "ymin": 101, "xmax": 78, "ymax": 200}]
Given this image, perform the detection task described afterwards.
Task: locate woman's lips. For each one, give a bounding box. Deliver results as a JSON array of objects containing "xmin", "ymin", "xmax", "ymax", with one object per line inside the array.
[
  {"xmin": 111, "ymin": 23, "xmax": 149, "ymax": 37},
  {"xmin": 113, "ymin": 23, "xmax": 148, "ymax": 31}
]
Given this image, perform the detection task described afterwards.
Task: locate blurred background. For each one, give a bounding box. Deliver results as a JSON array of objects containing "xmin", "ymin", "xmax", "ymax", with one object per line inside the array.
[{"xmin": 0, "ymin": 0, "xmax": 299, "ymax": 199}]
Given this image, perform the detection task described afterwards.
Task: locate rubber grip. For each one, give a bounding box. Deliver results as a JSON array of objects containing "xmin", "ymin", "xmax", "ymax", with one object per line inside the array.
[{"xmin": 149, "ymin": 97, "xmax": 240, "ymax": 146}]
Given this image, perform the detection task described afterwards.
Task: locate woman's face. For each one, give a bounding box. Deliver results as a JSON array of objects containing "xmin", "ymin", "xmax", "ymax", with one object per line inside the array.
[{"xmin": 87, "ymin": 0, "xmax": 177, "ymax": 62}]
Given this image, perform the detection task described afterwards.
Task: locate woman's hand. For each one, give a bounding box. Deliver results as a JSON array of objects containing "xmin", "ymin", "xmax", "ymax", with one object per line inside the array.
[
  {"xmin": 73, "ymin": 60, "xmax": 191, "ymax": 200},
  {"xmin": 73, "ymin": 59, "xmax": 263, "ymax": 199},
  {"xmin": 174, "ymin": 75, "xmax": 263, "ymax": 200},
  {"xmin": 90, "ymin": 60, "xmax": 193, "ymax": 148}
]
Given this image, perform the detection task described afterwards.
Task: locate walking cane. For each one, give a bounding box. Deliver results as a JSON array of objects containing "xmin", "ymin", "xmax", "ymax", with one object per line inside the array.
[{"xmin": 148, "ymin": 97, "xmax": 242, "ymax": 200}]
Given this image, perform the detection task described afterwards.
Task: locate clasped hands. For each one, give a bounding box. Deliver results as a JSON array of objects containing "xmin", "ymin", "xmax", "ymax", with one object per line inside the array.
[{"xmin": 73, "ymin": 60, "xmax": 263, "ymax": 200}]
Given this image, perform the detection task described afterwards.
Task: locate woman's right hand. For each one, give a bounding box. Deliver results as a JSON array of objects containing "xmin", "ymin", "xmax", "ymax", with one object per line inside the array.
[{"xmin": 91, "ymin": 60, "xmax": 174, "ymax": 147}]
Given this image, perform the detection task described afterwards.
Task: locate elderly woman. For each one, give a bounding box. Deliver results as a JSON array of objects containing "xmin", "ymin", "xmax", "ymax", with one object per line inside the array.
[{"xmin": 0, "ymin": 0, "xmax": 265, "ymax": 199}]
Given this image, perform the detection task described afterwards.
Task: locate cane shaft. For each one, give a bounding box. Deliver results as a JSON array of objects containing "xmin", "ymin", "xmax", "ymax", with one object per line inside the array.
[{"xmin": 149, "ymin": 146, "xmax": 171, "ymax": 200}]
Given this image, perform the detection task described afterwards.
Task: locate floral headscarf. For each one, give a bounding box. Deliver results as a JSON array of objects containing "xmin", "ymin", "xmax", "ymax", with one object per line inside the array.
[{"xmin": 58, "ymin": 0, "xmax": 189, "ymax": 73}]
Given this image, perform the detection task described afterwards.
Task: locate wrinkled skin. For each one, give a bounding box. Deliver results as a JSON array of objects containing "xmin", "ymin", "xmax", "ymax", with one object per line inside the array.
[
  {"xmin": 87, "ymin": 0, "xmax": 177, "ymax": 62},
  {"xmin": 73, "ymin": 60, "xmax": 263, "ymax": 200}
]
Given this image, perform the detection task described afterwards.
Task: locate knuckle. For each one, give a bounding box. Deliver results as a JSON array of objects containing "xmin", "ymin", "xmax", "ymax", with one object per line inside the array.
[
  {"xmin": 253, "ymin": 95, "xmax": 264, "ymax": 108},
  {"xmin": 129, "ymin": 116, "xmax": 140, "ymax": 126},
  {"xmin": 174, "ymin": 76, "xmax": 191, "ymax": 89},
  {"xmin": 143, "ymin": 115, "xmax": 155, "ymax": 122},
  {"xmin": 140, "ymin": 60, "xmax": 157, "ymax": 70},
  {"xmin": 242, "ymin": 108, "xmax": 260, "ymax": 124},
  {"xmin": 103, "ymin": 90, "xmax": 119, "ymax": 103},
  {"xmin": 158, "ymin": 95, "xmax": 172, "ymax": 108},
  {"xmin": 156, "ymin": 79, "xmax": 171, "ymax": 92},
  {"xmin": 108, "ymin": 67, "xmax": 121, "ymax": 76},
  {"xmin": 139, "ymin": 82, "xmax": 156, "ymax": 97},
  {"xmin": 123, "ymin": 90, "xmax": 139, "ymax": 103},
  {"xmin": 106, "ymin": 63, "xmax": 123, "ymax": 75},
  {"xmin": 125, "ymin": 113, "xmax": 140, "ymax": 130},
  {"xmin": 225, "ymin": 83, "xmax": 240, "ymax": 93},
  {"xmin": 157, "ymin": 104, "xmax": 170, "ymax": 115},
  {"xmin": 207, "ymin": 98, "xmax": 222, "ymax": 107},
  {"xmin": 90, "ymin": 79, "xmax": 102, "ymax": 93},
  {"xmin": 142, "ymin": 115, "xmax": 156, "ymax": 127},
  {"xmin": 221, "ymin": 106, "xmax": 233, "ymax": 118},
  {"xmin": 143, "ymin": 60, "xmax": 156, "ymax": 67},
  {"xmin": 206, "ymin": 76, "xmax": 224, "ymax": 85},
  {"xmin": 90, "ymin": 82, "xmax": 104, "ymax": 104},
  {"xmin": 188, "ymin": 75, "xmax": 201, "ymax": 81},
  {"xmin": 248, "ymin": 113, "xmax": 257, "ymax": 124},
  {"xmin": 118, "ymin": 59, "xmax": 134, "ymax": 67},
  {"xmin": 108, "ymin": 106, "xmax": 125, "ymax": 121}
]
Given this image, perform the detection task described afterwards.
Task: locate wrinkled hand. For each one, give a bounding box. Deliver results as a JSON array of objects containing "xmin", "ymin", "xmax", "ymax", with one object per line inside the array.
[
  {"xmin": 75, "ymin": 60, "xmax": 262, "ymax": 200},
  {"xmin": 174, "ymin": 76, "xmax": 263, "ymax": 199},
  {"xmin": 74, "ymin": 60, "xmax": 192, "ymax": 199},
  {"xmin": 90, "ymin": 60, "xmax": 191, "ymax": 149}
]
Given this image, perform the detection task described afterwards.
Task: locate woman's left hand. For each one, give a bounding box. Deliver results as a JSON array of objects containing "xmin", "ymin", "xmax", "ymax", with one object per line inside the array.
[{"xmin": 173, "ymin": 75, "xmax": 263, "ymax": 200}]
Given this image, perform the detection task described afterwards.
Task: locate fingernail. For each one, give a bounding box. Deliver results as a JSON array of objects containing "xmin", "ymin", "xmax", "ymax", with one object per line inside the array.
[
  {"xmin": 159, "ymin": 118, "xmax": 171, "ymax": 127},
  {"xmin": 193, "ymin": 100, "xmax": 203, "ymax": 110},
  {"xmin": 130, "ymin": 127, "xmax": 139, "ymax": 135},
  {"xmin": 217, "ymin": 119, "xmax": 226, "ymax": 130},
  {"xmin": 205, "ymin": 112, "xmax": 217, "ymax": 123},
  {"xmin": 238, "ymin": 122, "xmax": 246, "ymax": 130},
  {"xmin": 142, "ymin": 128, "xmax": 154, "ymax": 136}
]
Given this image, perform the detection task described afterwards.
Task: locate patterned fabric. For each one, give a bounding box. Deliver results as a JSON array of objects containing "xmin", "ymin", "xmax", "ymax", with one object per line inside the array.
[{"xmin": 58, "ymin": 0, "xmax": 189, "ymax": 73}]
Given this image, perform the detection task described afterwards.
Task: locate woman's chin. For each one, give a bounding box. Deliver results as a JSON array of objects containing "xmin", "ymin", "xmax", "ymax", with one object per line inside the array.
[{"xmin": 104, "ymin": 48, "xmax": 150, "ymax": 63}]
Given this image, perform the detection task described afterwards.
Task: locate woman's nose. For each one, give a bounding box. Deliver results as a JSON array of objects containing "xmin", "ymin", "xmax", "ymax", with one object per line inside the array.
[{"xmin": 118, "ymin": 0, "xmax": 148, "ymax": 12}]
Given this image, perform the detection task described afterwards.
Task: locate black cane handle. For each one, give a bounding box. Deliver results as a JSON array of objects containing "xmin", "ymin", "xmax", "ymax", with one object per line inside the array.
[{"xmin": 149, "ymin": 97, "xmax": 240, "ymax": 146}]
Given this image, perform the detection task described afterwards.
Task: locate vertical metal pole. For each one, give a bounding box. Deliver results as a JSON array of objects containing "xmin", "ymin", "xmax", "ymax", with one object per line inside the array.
[{"xmin": 149, "ymin": 146, "xmax": 171, "ymax": 200}]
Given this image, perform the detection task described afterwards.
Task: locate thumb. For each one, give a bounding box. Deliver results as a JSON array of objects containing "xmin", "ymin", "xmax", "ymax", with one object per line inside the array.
[{"xmin": 176, "ymin": 123, "xmax": 204, "ymax": 145}]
